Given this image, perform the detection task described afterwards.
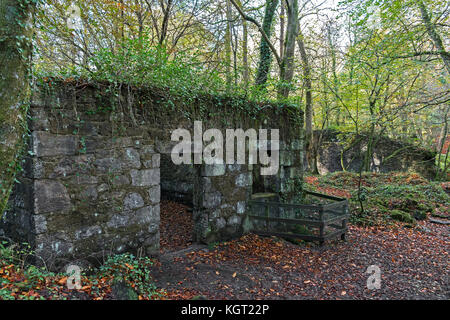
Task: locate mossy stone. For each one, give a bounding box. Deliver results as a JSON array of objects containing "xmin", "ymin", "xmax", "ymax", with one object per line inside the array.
[{"xmin": 390, "ymin": 210, "xmax": 415, "ymax": 224}]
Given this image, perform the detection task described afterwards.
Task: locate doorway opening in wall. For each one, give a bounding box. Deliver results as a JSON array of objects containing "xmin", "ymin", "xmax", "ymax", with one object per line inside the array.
[
  {"xmin": 251, "ymin": 164, "xmax": 279, "ymax": 202},
  {"xmin": 159, "ymin": 153, "xmax": 195, "ymax": 253}
]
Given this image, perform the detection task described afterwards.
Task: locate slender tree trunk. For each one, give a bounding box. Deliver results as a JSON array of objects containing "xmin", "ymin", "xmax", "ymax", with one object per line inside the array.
[
  {"xmin": 280, "ymin": 0, "xmax": 285, "ymax": 61},
  {"xmin": 225, "ymin": 0, "xmax": 233, "ymax": 92},
  {"xmin": 234, "ymin": 0, "xmax": 249, "ymax": 88},
  {"xmin": 297, "ymin": 32, "xmax": 313, "ymax": 169},
  {"xmin": 230, "ymin": 0, "xmax": 281, "ymax": 71},
  {"xmin": 136, "ymin": 6, "xmax": 144, "ymax": 48},
  {"xmin": 242, "ymin": 20, "xmax": 249, "ymax": 88},
  {"xmin": 278, "ymin": 0, "xmax": 299, "ymax": 99},
  {"xmin": 416, "ymin": 0, "xmax": 450, "ymax": 75},
  {"xmin": 326, "ymin": 22, "xmax": 340, "ymax": 125},
  {"xmin": 120, "ymin": 0, "xmax": 125, "ymax": 44},
  {"xmin": 364, "ymin": 104, "xmax": 376, "ymax": 172},
  {"xmin": 0, "ymin": 0, "xmax": 35, "ymax": 211},
  {"xmin": 159, "ymin": 0, "xmax": 173, "ymax": 46}
]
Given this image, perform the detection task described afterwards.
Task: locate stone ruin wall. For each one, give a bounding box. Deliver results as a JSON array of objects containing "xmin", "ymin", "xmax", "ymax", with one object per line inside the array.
[
  {"xmin": 0, "ymin": 82, "xmax": 304, "ymax": 270},
  {"xmin": 314, "ymin": 129, "xmax": 437, "ymax": 178}
]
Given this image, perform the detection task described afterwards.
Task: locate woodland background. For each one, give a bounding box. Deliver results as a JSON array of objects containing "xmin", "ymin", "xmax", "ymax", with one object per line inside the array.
[{"xmin": 0, "ymin": 0, "xmax": 448, "ymax": 300}]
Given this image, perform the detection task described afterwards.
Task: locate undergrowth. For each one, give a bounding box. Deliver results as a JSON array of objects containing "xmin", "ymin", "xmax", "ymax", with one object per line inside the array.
[
  {"xmin": 0, "ymin": 240, "xmax": 161, "ymax": 300},
  {"xmin": 305, "ymin": 171, "xmax": 449, "ymax": 227}
]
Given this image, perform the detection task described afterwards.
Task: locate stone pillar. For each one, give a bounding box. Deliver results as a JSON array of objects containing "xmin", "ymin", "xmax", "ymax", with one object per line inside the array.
[
  {"xmin": 193, "ymin": 163, "xmax": 252, "ymax": 243},
  {"xmin": 260, "ymin": 138, "xmax": 303, "ymax": 203}
]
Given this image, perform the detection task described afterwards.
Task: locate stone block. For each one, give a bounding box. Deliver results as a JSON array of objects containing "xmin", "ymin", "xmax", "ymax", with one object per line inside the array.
[
  {"xmin": 30, "ymin": 108, "xmax": 49, "ymax": 131},
  {"xmin": 227, "ymin": 163, "xmax": 242, "ymax": 172},
  {"xmin": 107, "ymin": 215, "xmax": 130, "ymax": 229},
  {"xmin": 112, "ymin": 175, "xmax": 130, "ymax": 186},
  {"xmin": 79, "ymin": 185, "xmax": 98, "ymax": 201},
  {"xmin": 95, "ymin": 157, "xmax": 122, "ymax": 173},
  {"xmin": 235, "ymin": 173, "xmax": 252, "ymax": 187},
  {"xmin": 75, "ymin": 225, "xmax": 102, "ymax": 240},
  {"xmin": 33, "ymin": 131, "xmax": 77, "ymax": 157},
  {"xmin": 228, "ymin": 215, "xmax": 242, "ymax": 226},
  {"xmin": 32, "ymin": 215, "xmax": 47, "ymax": 234},
  {"xmin": 34, "ymin": 180, "xmax": 71, "ymax": 214},
  {"xmin": 123, "ymin": 193, "xmax": 145, "ymax": 210},
  {"xmin": 134, "ymin": 205, "xmax": 160, "ymax": 225},
  {"xmin": 71, "ymin": 175, "xmax": 98, "ymax": 185},
  {"xmin": 148, "ymin": 185, "xmax": 161, "ymax": 204},
  {"xmin": 200, "ymin": 177, "xmax": 212, "ymax": 193},
  {"xmin": 97, "ymin": 183, "xmax": 109, "ymax": 193},
  {"xmin": 236, "ymin": 201, "xmax": 246, "ymax": 214},
  {"xmin": 130, "ymin": 169, "xmax": 160, "ymax": 187},
  {"xmin": 215, "ymin": 218, "xmax": 226, "ymax": 230},
  {"xmin": 152, "ymin": 154, "xmax": 160, "ymax": 168},
  {"xmin": 203, "ymin": 192, "xmax": 222, "ymax": 209},
  {"xmin": 123, "ymin": 148, "xmax": 141, "ymax": 169}
]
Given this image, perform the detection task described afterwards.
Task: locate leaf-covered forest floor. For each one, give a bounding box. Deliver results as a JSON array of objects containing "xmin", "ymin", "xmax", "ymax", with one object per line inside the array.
[
  {"xmin": 152, "ymin": 172, "xmax": 449, "ymax": 300},
  {"xmin": 1, "ymin": 172, "xmax": 448, "ymax": 300}
]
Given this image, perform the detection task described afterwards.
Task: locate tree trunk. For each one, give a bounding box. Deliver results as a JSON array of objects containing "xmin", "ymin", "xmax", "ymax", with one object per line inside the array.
[
  {"xmin": 159, "ymin": 0, "xmax": 173, "ymax": 46},
  {"xmin": 225, "ymin": 0, "xmax": 233, "ymax": 91},
  {"xmin": 255, "ymin": 0, "xmax": 279, "ymax": 87},
  {"xmin": 242, "ymin": 19, "xmax": 249, "ymax": 88},
  {"xmin": 326, "ymin": 22, "xmax": 340, "ymax": 125},
  {"xmin": 280, "ymin": 0, "xmax": 285, "ymax": 61},
  {"xmin": 416, "ymin": 0, "xmax": 450, "ymax": 75},
  {"xmin": 234, "ymin": 0, "xmax": 249, "ymax": 88},
  {"xmin": 0, "ymin": 0, "xmax": 35, "ymax": 212},
  {"xmin": 278, "ymin": 0, "xmax": 299, "ymax": 99},
  {"xmin": 297, "ymin": 32, "xmax": 313, "ymax": 170}
]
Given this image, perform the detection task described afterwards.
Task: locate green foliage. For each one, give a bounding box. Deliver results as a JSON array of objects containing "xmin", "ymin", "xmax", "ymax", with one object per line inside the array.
[
  {"xmin": 390, "ymin": 210, "xmax": 415, "ymax": 224},
  {"xmin": 0, "ymin": 241, "xmax": 54, "ymax": 300},
  {"xmin": 97, "ymin": 253, "xmax": 158, "ymax": 298},
  {"xmin": 89, "ymin": 40, "xmax": 224, "ymax": 96},
  {"xmin": 37, "ymin": 38, "xmax": 241, "ymax": 101},
  {"xmin": 310, "ymin": 172, "xmax": 449, "ymax": 226},
  {"xmin": 0, "ymin": 240, "xmax": 33, "ymax": 267},
  {"xmin": 0, "ymin": 240, "xmax": 162, "ymax": 300},
  {"xmin": 34, "ymin": 37, "xmax": 298, "ymax": 113}
]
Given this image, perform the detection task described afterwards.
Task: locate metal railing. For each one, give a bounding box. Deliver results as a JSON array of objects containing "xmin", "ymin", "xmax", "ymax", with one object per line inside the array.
[{"xmin": 246, "ymin": 191, "xmax": 349, "ymax": 245}]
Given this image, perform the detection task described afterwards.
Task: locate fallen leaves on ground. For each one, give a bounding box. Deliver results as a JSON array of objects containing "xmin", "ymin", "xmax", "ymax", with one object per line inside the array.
[
  {"xmin": 160, "ymin": 200, "xmax": 193, "ymax": 252},
  {"xmin": 149, "ymin": 172, "xmax": 448, "ymax": 300},
  {"xmin": 150, "ymin": 222, "xmax": 448, "ymax": 299},
  {"xmin": 1, "ymin": 172, "xmax": 448, "ymax": 300}
]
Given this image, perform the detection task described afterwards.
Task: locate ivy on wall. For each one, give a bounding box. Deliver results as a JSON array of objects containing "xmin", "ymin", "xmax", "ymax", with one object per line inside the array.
[{"xmin": 0, "ymin": 0, "xmax": 40, "ymax": 214}]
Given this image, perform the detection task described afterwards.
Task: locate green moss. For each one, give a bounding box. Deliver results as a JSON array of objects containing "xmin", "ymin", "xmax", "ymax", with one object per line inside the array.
[
  {"xmin": 390, "ymin": 210, "xmax": 415, "ymax": 224},
  {"xmin": 417, "ymin": 203, "xmax": 435, "ymax": 214}
]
